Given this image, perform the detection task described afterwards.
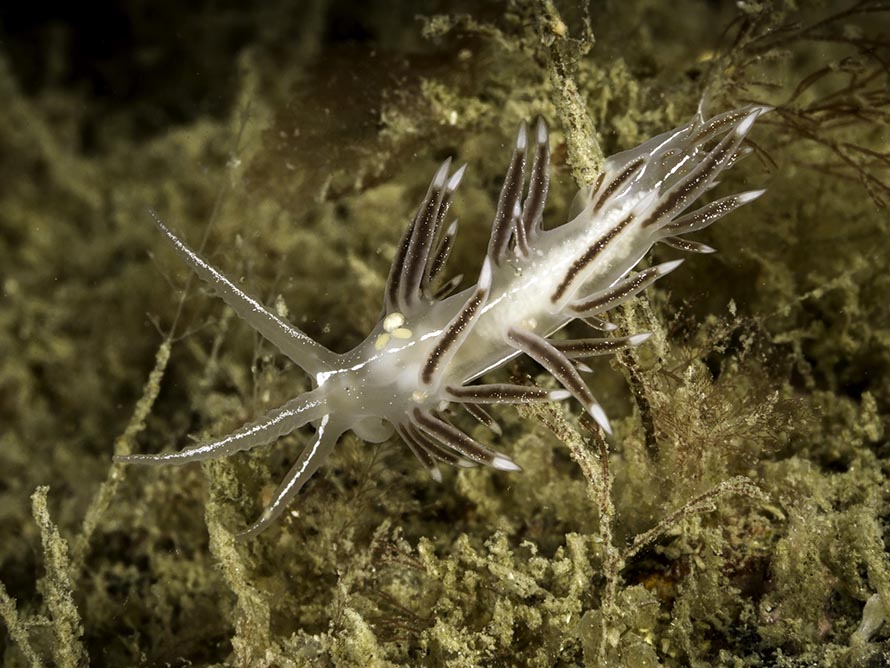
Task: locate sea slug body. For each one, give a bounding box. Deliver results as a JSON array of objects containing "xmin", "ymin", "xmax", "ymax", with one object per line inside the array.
[{"xmin": 118, "ymin": 105, "xmax": 770, "ymax": 538}]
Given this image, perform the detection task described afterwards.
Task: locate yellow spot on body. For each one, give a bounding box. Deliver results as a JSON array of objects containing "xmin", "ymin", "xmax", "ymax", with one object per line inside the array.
[
  {"xmin": 392, "ymin": 327, "xmax": 413, "ymax": 339},
  {"xmin": 374, "ymin": 333, "xmax": 391, "ymax": 350},
  {"xmin": 383, "ymin": 312, "xmax": 405, "ymax": 332},
  {"xmin": 412, "ymin": 390, "xmax": 428, "ymax": 403}
]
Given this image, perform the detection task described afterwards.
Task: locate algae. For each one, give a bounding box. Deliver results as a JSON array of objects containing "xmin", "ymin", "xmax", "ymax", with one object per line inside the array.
[{"xmin": 2, "ymin": 0, "xmax": 890, "ymax": 666}]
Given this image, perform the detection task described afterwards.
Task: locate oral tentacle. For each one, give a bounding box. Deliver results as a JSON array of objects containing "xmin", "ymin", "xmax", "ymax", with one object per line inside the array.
[
  {"xmin": 149, "ymin": 210, "xmax": 335, "ymax": 376},
  {"xmin": 115, "ymin": 388, "xmax": 328, "ymax": 465}
]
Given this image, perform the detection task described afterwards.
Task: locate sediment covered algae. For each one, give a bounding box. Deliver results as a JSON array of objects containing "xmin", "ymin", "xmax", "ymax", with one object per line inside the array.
[{"xmin": 2, "ymin": 1, "xmax": 890, "ymax": 666}]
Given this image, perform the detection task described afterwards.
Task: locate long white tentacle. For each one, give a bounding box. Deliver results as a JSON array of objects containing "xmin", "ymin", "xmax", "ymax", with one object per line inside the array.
[
  {"xmin": 116, "ymin": 387, "xmax": 328, "ymax": 465},
  {"xmin": 150, "ymin": 209, "xmax": 335, "ymax": 376}
]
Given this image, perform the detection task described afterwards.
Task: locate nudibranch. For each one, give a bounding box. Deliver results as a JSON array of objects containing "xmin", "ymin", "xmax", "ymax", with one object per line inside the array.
[{"xmin": 118, "ymin": 105, "xmax": 769, "ymax": 538}]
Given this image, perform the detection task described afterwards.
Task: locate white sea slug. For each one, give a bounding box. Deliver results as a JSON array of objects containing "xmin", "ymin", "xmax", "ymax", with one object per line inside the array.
[{"xmin": 118, "ymin": 105, "xmax": 769, "ymax": 538}]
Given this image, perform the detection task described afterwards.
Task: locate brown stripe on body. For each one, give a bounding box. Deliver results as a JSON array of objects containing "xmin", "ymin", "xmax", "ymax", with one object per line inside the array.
[
  {"xmin": 421, "ymin": 288, "xmax": 487, "ymax": 384},
  {"xmin": 569, "ymin": 269, "xmax": 652, "ymax": 314},
  {"xmin": 591, "ymin": 158, "xmax": 644, "ymax": 213},
  {"xmin": 550, "ymin": 213, "xmax": 634, "ymax": 303}
]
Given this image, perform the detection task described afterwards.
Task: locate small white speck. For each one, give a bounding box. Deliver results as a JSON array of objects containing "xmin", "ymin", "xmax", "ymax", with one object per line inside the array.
[{"xmin": 392, "ymin": 327, "xmax": 413, "ymax": 339}]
